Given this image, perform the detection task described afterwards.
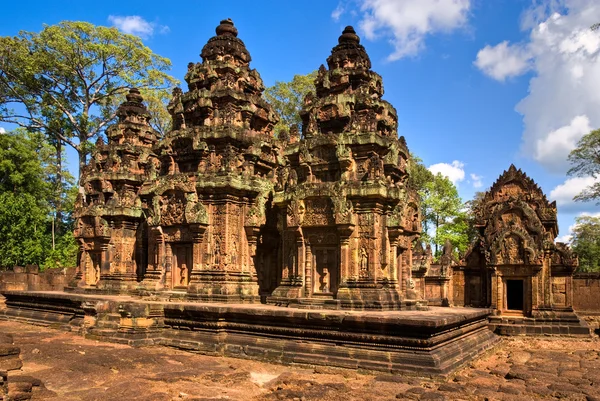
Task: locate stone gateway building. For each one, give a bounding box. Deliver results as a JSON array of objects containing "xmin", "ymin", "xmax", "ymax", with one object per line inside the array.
[{"xmin": 73, "ymin": 21, "xmax": 423, "ymax": 310}]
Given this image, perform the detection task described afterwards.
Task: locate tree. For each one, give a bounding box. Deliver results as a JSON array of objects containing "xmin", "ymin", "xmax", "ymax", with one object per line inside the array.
[
  {"xmin": 567, "ymin": 128, "xmax": 600, "ymax": 203},
  {"xmin": 0, "ymin": 130, "xmax": 49, "ymax": 197},
  {"xmin": 0, "ymin": 21, "xmax": 177, "ymax": 177},
  {"xmin": 420, "ymin": 173, "xmax": 467, "ymax": 257},
  {"xmin": 407, "ymin": 155, "xmax": 435, "ymax": 244},
  {"xmin": 264, "ymin": 71, "xmax": 317, "ymax": 136},
  {"xmin": 571, "ymin": 215, "xmax": 600, "ymax": 272},
  {"xmin": 0, "ymin": 130, "xmax": 77, "ymax": 268},
  {"xmin": 0, "ymin": 192, "xmax": 49, "ymax": 268}
]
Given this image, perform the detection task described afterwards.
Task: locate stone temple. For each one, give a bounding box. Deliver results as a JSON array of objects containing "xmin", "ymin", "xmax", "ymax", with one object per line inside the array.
[
  {"xmin": 73, "ymin": 21, "xmax": 423, "ymax": 311},
  {"xmin": 0, "ymin": 20, "xmax": 591, "ymax": 377}
]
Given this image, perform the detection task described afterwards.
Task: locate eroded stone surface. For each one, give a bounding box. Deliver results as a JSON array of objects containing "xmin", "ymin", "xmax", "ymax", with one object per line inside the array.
[{"xmin": 1, "ymin": 320, "xmax": 598, "ymax": 401}]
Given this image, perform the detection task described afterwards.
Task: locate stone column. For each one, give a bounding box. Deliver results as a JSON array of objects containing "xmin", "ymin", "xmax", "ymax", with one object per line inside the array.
[
  {"xmin": 165, "ymin": 242, "xmax": 173, "ymax": 288},
  {"xmin": 490, "ymin": 270, "xmax": 499, "ymax": 311},
  {"xmin": 337, "ymin": 224, "xmax": 354, "ymax": 286},
  {"xmin": 305, "ymin": 244, "xmax": 313, "ymax": 297}
]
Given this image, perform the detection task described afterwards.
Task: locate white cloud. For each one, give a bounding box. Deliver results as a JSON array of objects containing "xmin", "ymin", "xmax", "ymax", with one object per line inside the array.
[
  {"xmin": 0, "ymin": 127, "xmax": 5, "ymax": 134},
  {"xmin": 356, "ymin": 0, "xmax": 471, "ymax": 60},
  {"xmin": 534, "ymin": 115, "xmax": 591, "ymax": 173},
  {"xmin": 470, "ymin": 173, "xmax": 483, "ymax": 188},
  {"xmin": 428, "ymin": 160, "xmax": 465, "ymax": 184},
  {"xmin": 107, "ymin": 15, "xmax": 169, "ymax": 38},
  {"xmin": 474, "ymin": 41, "xmax": 531, "ymax": 81},
  {"xmin": 475, "ymin": 1, "xmax": 600, "ymax": 174},
  {"xmin": 332, "ymin": 3, "xmax": 345, "ymax": 22},
  {"xmin": 550, "ymin": 175, "xmax": 600, "ymax": 210}
]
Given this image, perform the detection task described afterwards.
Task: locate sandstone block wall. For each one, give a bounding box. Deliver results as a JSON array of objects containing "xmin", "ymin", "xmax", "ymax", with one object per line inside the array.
[
  {"xmin": 573, "ymin": 273, "xmax": 600, "ymax": 313},
  {"xmin": 0, "ymin": 267, "xmax": 76, "ymax": 292}
]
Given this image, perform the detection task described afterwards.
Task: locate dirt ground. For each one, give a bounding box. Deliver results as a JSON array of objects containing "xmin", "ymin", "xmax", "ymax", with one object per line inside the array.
[{"xmin": 1, "ymin": 320, "xmax": 599, "ymax": 401}]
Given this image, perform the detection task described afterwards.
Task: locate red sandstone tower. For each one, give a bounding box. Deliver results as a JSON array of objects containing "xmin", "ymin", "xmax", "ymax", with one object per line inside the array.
[{"xmin": 269, "ymin": 27, "xmax": 425, "ymax": 309}]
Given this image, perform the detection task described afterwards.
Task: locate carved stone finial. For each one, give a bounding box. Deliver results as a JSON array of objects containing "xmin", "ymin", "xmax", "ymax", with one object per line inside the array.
[
  {"xmin": 126, "ymin": 87, "xmax": 143, "ymax": 104},
  {"xmin": 216, "ymin": 18, "xmax": 238, "ymax": 37},
  {"xmin": 339, "ymin": 26, "xmax": 360, "ymax": 44}
]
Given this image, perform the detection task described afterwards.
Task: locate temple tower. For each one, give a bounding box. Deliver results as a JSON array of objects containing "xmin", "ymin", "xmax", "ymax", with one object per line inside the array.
[
  {"xmin": 139, "ymin": 19, "xmax": 281, "ymax": 300},
  {"xmin": 269, "ymin": 27, "xmax": 424, "ymax": 309},
  {"xmin": 72, "ymin": 88, "xmax": 159, "ymax": 292}
]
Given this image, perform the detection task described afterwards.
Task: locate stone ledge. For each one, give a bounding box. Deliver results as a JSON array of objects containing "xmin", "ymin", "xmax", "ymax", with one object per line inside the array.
[{"xmin": 0, "ymin": 290, "xmax": 500, "ymax": 377}]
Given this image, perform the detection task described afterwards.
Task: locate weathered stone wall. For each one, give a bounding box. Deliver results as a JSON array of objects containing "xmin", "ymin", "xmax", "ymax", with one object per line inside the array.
[
  {"xmin": 452, "ymin": 269, "xmax": 465, "ymax": 306},
  {"xmin": 573, "ymin": 273, "xmax": 600, "ymax": 313},
  {"xmin": 0, "ymin": 333, "xmax": 34, "ymax": 401},
  {"xmin": 0, "ymin": 266, "xmax": 76, "ymax": 292}
]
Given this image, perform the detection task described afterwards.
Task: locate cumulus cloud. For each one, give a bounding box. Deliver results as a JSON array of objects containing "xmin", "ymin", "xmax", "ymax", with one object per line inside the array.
[
  {"xmin": 549, "ymin": 175, "xmax": 600, "ymax": 210},
  {"xmin": 534, "ymin": 115, "xmax": 591, "ymax": 173},
  {"xmin": 470, "ymin": 173, "xmax": 483, "ymax": 188},
  {"xmin": 354, "ymin": 0, "xmax": 471, "ymax": 60},
  {"xmin": 107, "ymin": 15, "xmax": 169, "ymax": 38},
  {"xmin": 332, "ymin": 3, "xmax": 345, "ymax": 22},
  {"xmin": 474, "ymin": 41, "xmax": 531, "ymax": 81},
  {"xmin": 474, "ymin": 1, "xmax": 600, "ymax": 173},
  {"xmin": 428, "ymin": 160, "xmax": 466, "ymax": 184},
  {"xmin": 0, "ymin": 127, "xmax": 5, "ymax": 134}
]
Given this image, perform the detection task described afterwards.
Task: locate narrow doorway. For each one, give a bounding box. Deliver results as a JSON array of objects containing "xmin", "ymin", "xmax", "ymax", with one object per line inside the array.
[
  {"xmin": 506, "ymin": 279, "xmax": 524, "ymax": 311},
  {"xmin": 312, "ymin": 248, "xmax": 338, "ymax": 296}
]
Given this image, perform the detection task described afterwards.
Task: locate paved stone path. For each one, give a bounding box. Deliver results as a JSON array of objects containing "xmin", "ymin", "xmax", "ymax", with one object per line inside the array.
[{"xmin": 1, "ymin": 320, "xmax": 599, "ymax": 400}]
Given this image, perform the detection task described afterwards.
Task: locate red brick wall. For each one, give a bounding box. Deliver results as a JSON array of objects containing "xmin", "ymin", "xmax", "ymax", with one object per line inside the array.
[{"xmin": 573, "ymin": 273, "xmax": 600, "ymax": 313}]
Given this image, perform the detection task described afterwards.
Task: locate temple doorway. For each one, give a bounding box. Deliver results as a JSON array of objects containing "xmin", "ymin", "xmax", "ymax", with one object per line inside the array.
[
  {"xmin": 312, "ymin": 247, "xmax": 338, "ymax": 296},
  {"xmin": 172, "ymin": 244, "xmax": 192, "ymax": 288},
  {"xmin": 506, "ymin": 279, "xmax": 524, "ymax": 312}
]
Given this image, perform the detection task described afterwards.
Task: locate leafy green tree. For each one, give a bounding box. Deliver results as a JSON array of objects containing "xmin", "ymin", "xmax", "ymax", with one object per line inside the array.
[
  {"xmin": 568, "ymin": 128, "xmax": 600, "ymax": 203},
  {"xmin": 0, "ymin": 21, "xmax": 177, "ymax": 176},
  {"xmin": 0, "ymin": 130, "xmax": 77, "ymax": 268},
  {"xmin": 264, "ymin": 71, "xmax": 317, "ymax": 136},
  {"xmin": 0, "ymin": 130, "xmax": 49, "ymax": 197},
  {"xmin": 0, "ymin": 192, "xmax": 49, "ymax": 267},
  {"xmin": 571, "ymin": 215, "xmax": 600, "ymax": 272},
  {"xmin": 0, "ymin": 130, "xmax": 50, "ymax": 267},
  {"xmin": 407, "ymin": 155, "xmax": 435, "ymax": 244},
  {"xmin": 420, "ymin": 173, "xmax": 467, "ymax": 257}
]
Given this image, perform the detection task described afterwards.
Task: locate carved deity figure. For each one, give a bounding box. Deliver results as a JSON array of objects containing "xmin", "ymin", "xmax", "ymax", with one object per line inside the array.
[
  {"xmin": 284, "ymin": 246, "xmax": 295, "ymax": 279},
  {"xmin": 319, "ymin": 267, "xmax": 330, "ymax": 293},
  {"xmin": 366, "ymin": 152, "xmax": 384, "ymax": 180},
  {"xmin": 230, "ymin": 237, "xmax": 238, "ymax": 265},
  {"xmin": 213, "ymin": 237, "xmax": 221, "ymax": 268},
  {"xmin": 359, "ymin": 247, "xmax": 369, "ymax": 278},
  {"xmin": 500, "ymin": 235, "xmax": 524, "ymax": 264}
]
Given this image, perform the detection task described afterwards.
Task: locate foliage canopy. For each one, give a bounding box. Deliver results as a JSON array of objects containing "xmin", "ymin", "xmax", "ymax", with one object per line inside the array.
[
  {"xmin": 571, "ymin": 215, "xmax": 600, "ymax": 272},
  {"xmin": 0, "ymin": 21, "xmax": 177, "ymax": 174},
  {"xmin": 568, "ymin": 128, "xmax": 600, "ymax": 203},
  {"xmin": 264, "ymin": 71, "xmax": 316, "ymax": 136}
]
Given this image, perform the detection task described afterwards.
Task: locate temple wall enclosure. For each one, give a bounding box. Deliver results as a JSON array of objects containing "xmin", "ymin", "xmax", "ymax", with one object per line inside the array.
[
  {"xmin": 572, "ymin": 273, "xmax": 600, "ymax": 313},
  {"xmin": 0, "ymin": 267, "xmax": 76, "ymax": 292}
]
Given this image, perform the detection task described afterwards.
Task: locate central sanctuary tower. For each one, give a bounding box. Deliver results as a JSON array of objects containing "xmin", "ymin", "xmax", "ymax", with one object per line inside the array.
[{"xmin": 269, "ymin": 26, "xmax": 424, "ymax": 309}]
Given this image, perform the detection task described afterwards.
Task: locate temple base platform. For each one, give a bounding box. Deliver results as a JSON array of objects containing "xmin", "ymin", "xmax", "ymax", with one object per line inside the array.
[
  {"xmin": 489, "ymin": 307, "xmax": 592, "ymax": 337},
  {"xmin": 0, "ymin": 290, "xmax": 499, "ymax": 376}
]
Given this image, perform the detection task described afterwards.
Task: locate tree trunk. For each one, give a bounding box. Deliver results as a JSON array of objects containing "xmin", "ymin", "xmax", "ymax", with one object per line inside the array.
[
  {"xmin": 78, "ymin": 148, "xmax": 87, "ymax": 186},
  {"xmin": 55, "ymin": 139, "xmax": 63, "ymax": 235}
]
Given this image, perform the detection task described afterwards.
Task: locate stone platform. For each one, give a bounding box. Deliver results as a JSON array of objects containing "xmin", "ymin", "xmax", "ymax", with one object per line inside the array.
[
  {"xmin": 489, "ymin": 308, "xmax": 592, "ymax": 337},
  {"xmin": 0, "ymin": 290, "xmax": 499, "ymax": 376}
]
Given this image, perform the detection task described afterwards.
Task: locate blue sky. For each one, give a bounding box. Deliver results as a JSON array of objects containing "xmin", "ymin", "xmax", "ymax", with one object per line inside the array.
[{"xmin": 1, "ymin": 0, "xmax": 599, "ymax": 240}]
